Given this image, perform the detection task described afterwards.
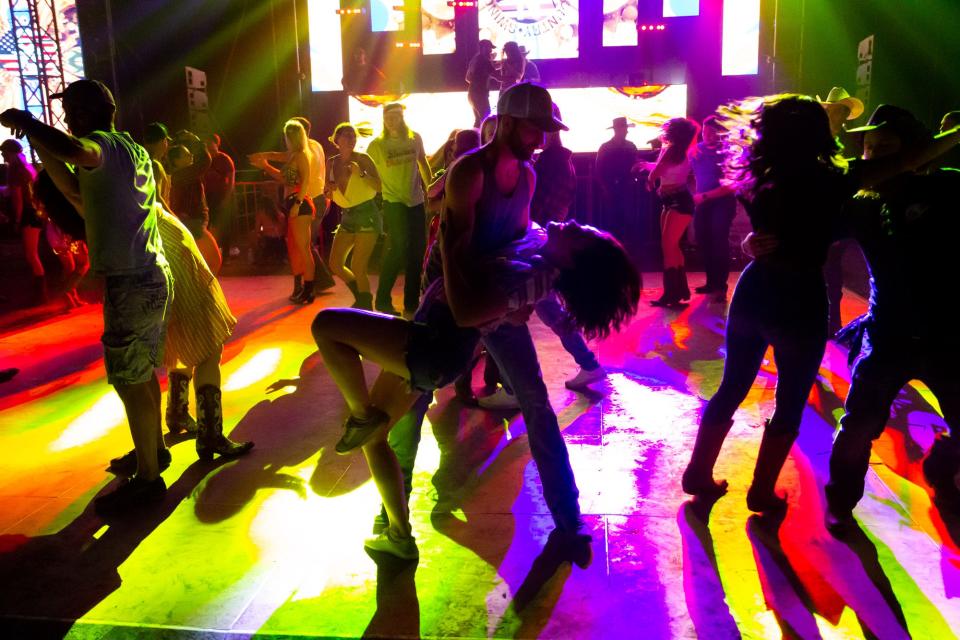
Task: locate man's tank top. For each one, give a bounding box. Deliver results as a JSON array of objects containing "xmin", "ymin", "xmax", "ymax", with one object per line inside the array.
[{"xmin": 471, "ymin": 160, "xmax": 532, "ymax": 253}]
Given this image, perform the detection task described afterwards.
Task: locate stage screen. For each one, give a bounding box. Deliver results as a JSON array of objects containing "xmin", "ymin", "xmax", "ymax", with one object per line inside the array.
[
  {"xmin": 309, "ymin": 0, "xmax": 344, "ymax": 91},
  {"xmin": 421, "ymin": 0, "xmax": 456, "ymax": 55},
  {"xmin": 604, "ymin": 1, "xmax": 639, "ymax": 48},
  {"xmin": 663, "ymin": 0, "xmax": 699, "ymax": 18},
  {"xmin": 370, "ymin": 0, "xmax": 404, "ymax": 32},
  {"xmin": 722, "ymin": 0, "xmax": 760, "ymax": 75},
  {"xmin": 478, "ymin": 0, "xmax": 579, "ymax": 60},
  {"xmin": 347, "ymin": 85, "xmax": 687, "ymax": 154}
]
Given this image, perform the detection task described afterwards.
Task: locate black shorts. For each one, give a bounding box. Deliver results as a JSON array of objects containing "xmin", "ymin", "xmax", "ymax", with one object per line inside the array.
[
  {"xmin": 283, "ymin": 194, "xmax": 316, "ymax": 217},
  {"xmin": 660, "ymin": 188, "xmax": 695, "ymax": 215},
  {"xmin": 406, "ymin": 301, "xmax": 480, "ymax": 393},
  {"xmin": 20, "ymin": 207, "xmax": 43, "ymax": 229}
]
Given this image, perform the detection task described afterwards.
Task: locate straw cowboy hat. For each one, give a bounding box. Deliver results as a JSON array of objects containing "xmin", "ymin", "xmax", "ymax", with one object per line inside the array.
[{"xmin": 818, "ymin": 87, "xmax": 865, "ymax": 120}]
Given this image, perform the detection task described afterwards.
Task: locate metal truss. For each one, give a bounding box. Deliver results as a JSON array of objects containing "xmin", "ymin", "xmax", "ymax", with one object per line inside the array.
[{"xmin": 8, "ymin": 0, "xmax": 67, "ymax": 129}]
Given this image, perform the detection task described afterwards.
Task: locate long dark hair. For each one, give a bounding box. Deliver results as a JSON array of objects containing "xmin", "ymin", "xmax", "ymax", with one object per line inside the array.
[
  {"xmin": 553, "ymin": 226, "xmax": 641, "ymax": 340},
  {"xmin": 660, "ymin": 117, "xmax": 700, "ymax": 166},
  {"xmin": 720, "ymin": 94, "xmax": 846, "ymax": 195},
  {"xmin": 33, "ymin": 170, "xmax": 86, "ymax": 239}
]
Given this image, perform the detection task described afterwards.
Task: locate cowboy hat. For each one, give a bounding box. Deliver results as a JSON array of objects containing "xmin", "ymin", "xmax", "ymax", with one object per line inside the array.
[
  {"xmin": 817, "ymin": 86, "xmax": 864, "ymax": 120},
  {"xmin": 608, "ymin": 116, "xmax": 635, "ymax": 129},
  {"xmin": 846, "ymin": 104, "xmax": 931, "ymax": 146}
]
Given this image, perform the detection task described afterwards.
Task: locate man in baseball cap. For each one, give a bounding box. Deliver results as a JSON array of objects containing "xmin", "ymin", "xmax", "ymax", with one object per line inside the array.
[
  {"xmin": 1, "ymin": 78, "xmax": 172, "ymax": 516},
  {"xmin": 496, "ymin": 81, "xmax": 567, "ymax": 133},
  {"xmin": 394, "ymin": 80, "xmax": 593, "ymax": 567}
]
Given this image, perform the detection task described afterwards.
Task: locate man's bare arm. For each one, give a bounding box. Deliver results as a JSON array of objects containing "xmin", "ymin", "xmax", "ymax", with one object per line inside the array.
[
  {"xmin": 33, "ymin": 146, "xmax": 85, "ymax": 215},
  {"xmin": 0, "ymin": 109, "xmax": 101, "ymax": 168}
]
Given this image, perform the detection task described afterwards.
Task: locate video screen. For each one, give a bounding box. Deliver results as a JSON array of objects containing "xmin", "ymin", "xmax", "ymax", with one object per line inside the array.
[
  {"xmin": 347, "ymin": 85, "xmax": 687, "ymax": 154},
  {"xmin": 421, "ymin": 0, "xmax": 456, "ymax": 55},
  {"xmin": 604, "ymin": 1, "xmax": 639, "ymax": 47},
  {"xmin": 478, "ymin": 0, "xmax": 579, "ymax": 60},
  {"xmin": 663, "ymin": 0, "xmax": 699, "ymax": 18},
  {"xmin": 309, "ymin": 0, "xmax": 344, "ymax": 91},
  {"xmin": 370, "ymin": 0, "xmax": 404, "ymax": 33}
]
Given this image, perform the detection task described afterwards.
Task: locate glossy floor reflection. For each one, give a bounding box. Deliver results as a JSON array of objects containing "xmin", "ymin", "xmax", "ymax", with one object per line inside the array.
[{"xmin": 0, "ymin": 274, "xmax": 958, "ymax": 639}]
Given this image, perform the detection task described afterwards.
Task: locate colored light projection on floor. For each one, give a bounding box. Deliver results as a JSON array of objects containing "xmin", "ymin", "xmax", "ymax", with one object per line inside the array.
[{"xmin": 0, "ymin": 275, "xmax": 959, "ymax": 638}]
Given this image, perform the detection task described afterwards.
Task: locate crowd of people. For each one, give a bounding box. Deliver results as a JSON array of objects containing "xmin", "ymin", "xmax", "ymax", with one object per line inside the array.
[{"xmin": 2, "ymin": 71, "xmax": 959, "ymax": 571}]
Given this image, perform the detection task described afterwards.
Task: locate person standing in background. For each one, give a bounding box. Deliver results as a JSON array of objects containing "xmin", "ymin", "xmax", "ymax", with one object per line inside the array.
[
  {"xmin": 819, "ymin": 87, "xmax": 866, "ymax": 334},
  {"xmin": 367, "ymin": 103, "xmax": 431, "ymax": 317},
  {"xmin": 595, "ymin": 117, "xmax": 638, "ymax": 233},
  {"xmin": 466, "ymin": 40, "xmax": 498, "ymax": 128},
  {"xmin": 691, "ymin": 115, "xmax": 736, "ymax": 303},
  {"xmin": 1, "ymin": 139, "xmax": 43, "ymax": 304},
  {"xmin": 203, "ymin": 133, "xmax": 236, "ymax": 252}
]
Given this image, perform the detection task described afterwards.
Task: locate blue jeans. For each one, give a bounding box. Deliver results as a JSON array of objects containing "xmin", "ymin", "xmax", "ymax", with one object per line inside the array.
[
  {"xmin": 534, "ymin": 293, "xmax": 600, "ymax": 371},
  {"xmin": 483, "ymin": 322, "xmax": 583, "ymax": 532},
  {"xmin": 388, "ymin": 392, "xmax": 432, "ymax": 499},
  {"xmin": 693, "ymin": 195, "xmax": 737, "ymax": 292},
  {"xmin": 702, "ymin": 261, "xmax": 828, "ymax": 434},
  {"xmin": 376, "ymin": 201, "xmax": 426, "ymax": 312}
]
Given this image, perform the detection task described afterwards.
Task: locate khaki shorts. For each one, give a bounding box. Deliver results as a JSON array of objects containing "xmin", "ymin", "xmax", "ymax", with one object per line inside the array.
[{"xmin": 102, "ymin": 264, "xmax": 171, "ymax": 385}]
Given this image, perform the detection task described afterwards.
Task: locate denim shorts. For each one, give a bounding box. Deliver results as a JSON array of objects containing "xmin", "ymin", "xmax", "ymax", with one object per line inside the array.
[
  {"xmin": 338, "ymin": 198, "xmax": 382, "ymax": 234},
  {"xmin": 406, "ymin": 300, "xmax": 480, "ymax": 393},
  {"xmin": 102, "ymin": 264, "xmax": 171, "ymax": 385}
]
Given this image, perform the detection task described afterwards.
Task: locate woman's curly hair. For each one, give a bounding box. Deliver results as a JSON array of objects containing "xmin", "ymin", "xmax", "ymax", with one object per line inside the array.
[
  {"xmin": 718, "ymin": 93, "xmax": 847, "ymax": 195},
  {"xmin": 553, "ymin": 226, "xmax": 641, "ymax": 340}
]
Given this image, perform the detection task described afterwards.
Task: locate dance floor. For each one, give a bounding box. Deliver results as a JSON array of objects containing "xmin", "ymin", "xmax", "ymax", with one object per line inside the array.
[{"xmin": 1, "ymin": 274, "xmax": 958, "ymax": 639}]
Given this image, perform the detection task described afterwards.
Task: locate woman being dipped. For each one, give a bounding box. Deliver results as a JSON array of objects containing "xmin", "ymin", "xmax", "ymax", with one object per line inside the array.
[
  {"xmin": 324, "ymin": 123, "xmax": 382, "ymax": 310},
  {"xmin": 310, "ymin": 220, "xmax": 640, "ymax": 559},
  {"xmin": 638, "ymin": 118, "xmax": 700, "ymax": 307},
  {"xmin": 249, "ymin": 119, "xmax": 316, "ymax": 304}
]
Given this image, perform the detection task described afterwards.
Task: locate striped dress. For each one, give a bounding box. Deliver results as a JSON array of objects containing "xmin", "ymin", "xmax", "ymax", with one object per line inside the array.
[{"xmin": 158, "ymin": 208, "xmax": 237, "ymax": 368}]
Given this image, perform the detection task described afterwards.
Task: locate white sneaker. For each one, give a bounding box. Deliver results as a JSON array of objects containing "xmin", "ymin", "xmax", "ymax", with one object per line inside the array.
[
  {"xmin": 364, "ymin": 529, "xmax": 419, "ymax": 560},
  {"xmin": 477, "ymin": 386, "xmax": 521, "ymax": 410},
  {"xmin": 565, "ymin": 366, "xmax": 606, "ymax": 390}
]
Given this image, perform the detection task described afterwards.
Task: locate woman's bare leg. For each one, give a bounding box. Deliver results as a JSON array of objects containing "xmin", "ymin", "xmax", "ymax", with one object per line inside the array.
[
  {"xmin": 350, "ymin": 232, "xmax": 378, "ymax": 294},
  {"xmin": 328, "ymin": 230, "xmax": 357, "ymax": 285},
  {"xmin": 286, "ymin": 219, "xmax": 303, "ymax": 277},
  {"xmin": 363, "ymin": 371, "xmax": 421, "ymax": 537},
  {"xmin": 291, "ymin": 215, "xmax": 315, "ymax": 283},
  {"xmin": 22, "ymin": 227, "xmax": 43, "ymax": 276},
  {"xmin": 661, "ymin": 209, "xmax": 692, "ymax": 269},
  {"xmin": 311, "ymin": 309, "xmax": 412, "ymax": 417}
]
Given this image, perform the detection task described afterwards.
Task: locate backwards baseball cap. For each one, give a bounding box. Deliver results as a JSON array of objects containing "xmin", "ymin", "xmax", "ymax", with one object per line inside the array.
[
  {"xmin": 49, "ymin": 79, "xmax": 116, "ymax": 114},
  {"xmin": 144, "ymin": 122, "xmax": 171, "ymax": 144},
  {"xmin": 847, "ymin": 104, "xmax": 931, "ymax": 146},
  {"xmin": 0, "ymin": 139, "xmax": 23, "ymax": 154},
  {"xmin": 496, "ymin": 82, "xmax": 567, "ymax": 132}
]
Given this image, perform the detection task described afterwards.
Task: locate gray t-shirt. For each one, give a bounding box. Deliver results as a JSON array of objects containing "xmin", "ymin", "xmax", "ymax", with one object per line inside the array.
[
  {"xmin": 367, "ymin": 133, "xmax": 426, "ymax": 207},
  {"xmin": 78, "ymin": 130, "xmax": 162, "ymax": 275}
]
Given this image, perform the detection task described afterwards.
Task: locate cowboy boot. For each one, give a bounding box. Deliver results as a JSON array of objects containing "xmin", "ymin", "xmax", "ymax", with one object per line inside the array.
[
  {"xmin": 682, "ymin": 419, "xmax": 734, "ymax": 497},
  {"xmin": 288, "ymin": 275, "xmax": 303, "ymax": 302},
  {"xmin": 677, "ymin": 266, "xmax": 691, "ymax": 301},
  {"xmin": 196, "ymin": 384, "xmax": 254, "ymax": 461},
  {"xmin": 746, "ymin": 426, "xmax": 797, "ymax": 513},
  {"xmin": 165, "ymin": 371, "xmax": 198, "ymax": 434},
  {"xmin": 352, "ymin": 292, "xmax": 373, "ymax": 310},
  {"xmin": 293, "ymin": 279, "xmax": 315, "ymax": 304},
  {"xmin": 651, "ymin": 268, "xmax": 686, "ymax": 308}
]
